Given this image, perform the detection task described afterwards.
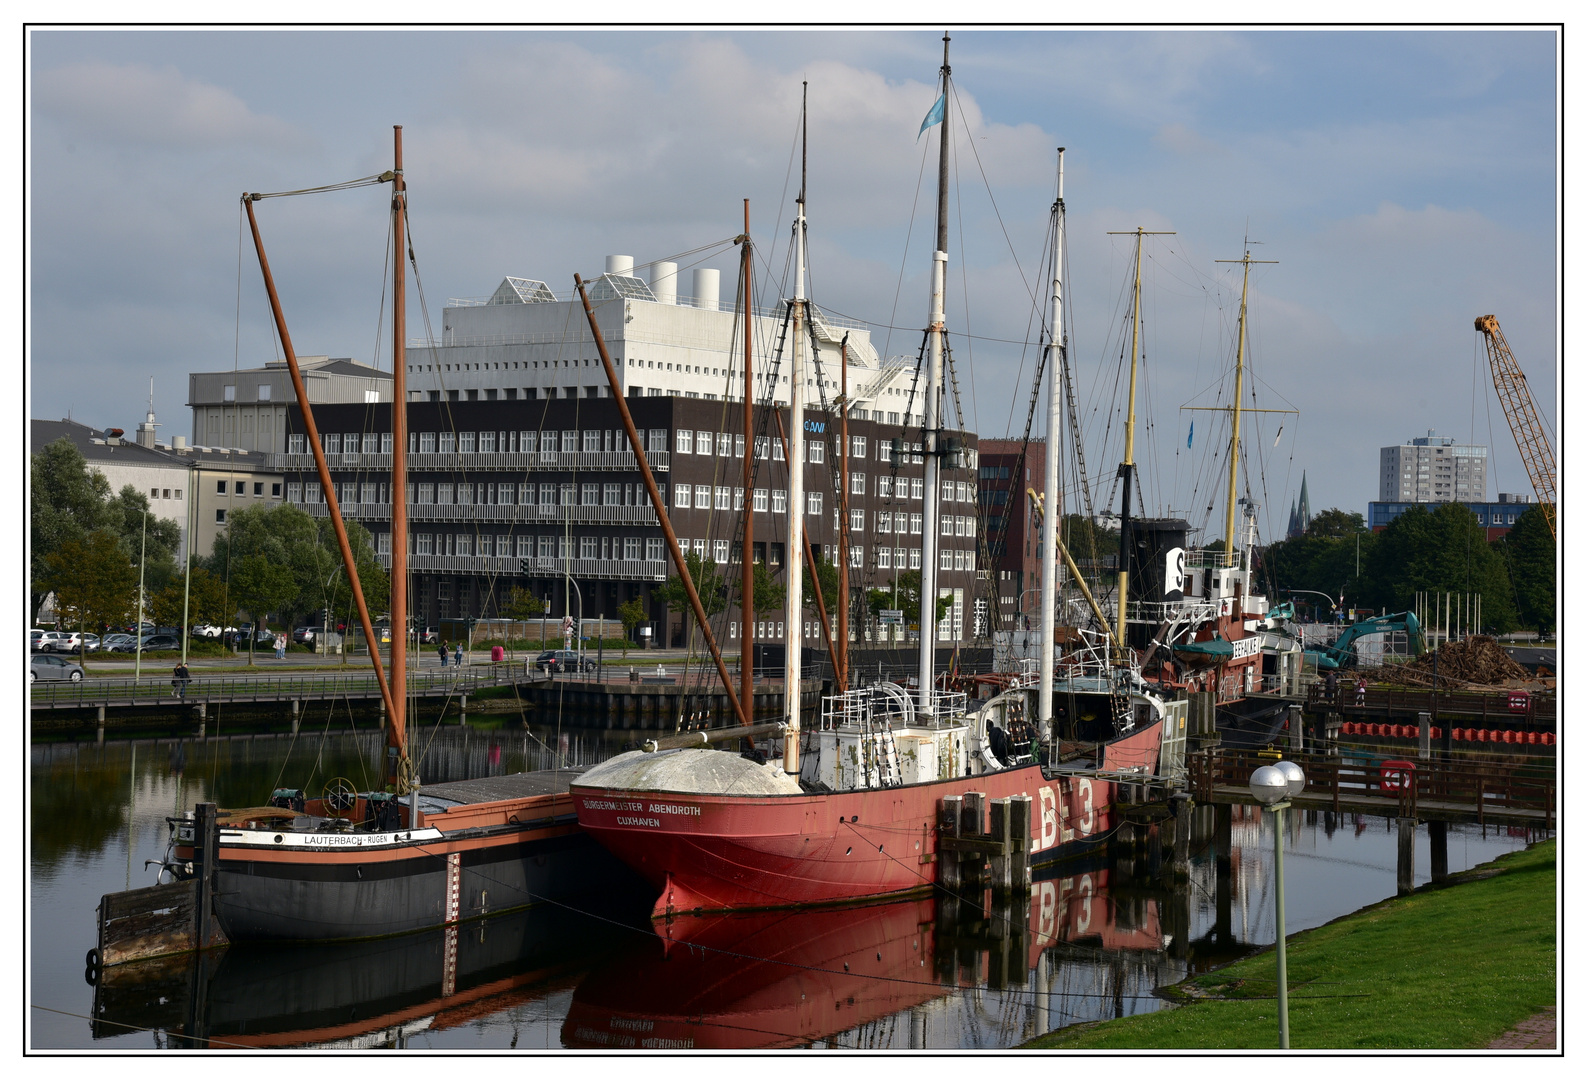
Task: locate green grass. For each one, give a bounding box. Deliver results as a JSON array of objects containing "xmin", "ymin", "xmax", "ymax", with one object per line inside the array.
[{"xmin": 1026, "ymin": 840, "xmax": 1555, "ymax": 1050}]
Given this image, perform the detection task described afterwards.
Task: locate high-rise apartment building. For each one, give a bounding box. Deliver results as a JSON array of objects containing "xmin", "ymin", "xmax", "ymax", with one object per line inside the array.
[{"xmin": 1378, "ymin": 430, "xmax": 1487, "ymax": 503}]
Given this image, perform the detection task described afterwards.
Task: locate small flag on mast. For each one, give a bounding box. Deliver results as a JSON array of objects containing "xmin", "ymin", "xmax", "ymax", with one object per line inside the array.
[
  {"xmin": 918, "ymin": 93, "xmax": 946, "ymax": 140},
  {"xmin": 1187, "ymin": 421, "xmax": 1194, "ymax": 449}
]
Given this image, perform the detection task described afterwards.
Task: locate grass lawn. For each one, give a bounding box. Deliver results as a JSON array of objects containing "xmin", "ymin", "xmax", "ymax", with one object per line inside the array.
[{"xmin": 1025, "ymin": 840, "xmax": 1555, "ymax": 1050}]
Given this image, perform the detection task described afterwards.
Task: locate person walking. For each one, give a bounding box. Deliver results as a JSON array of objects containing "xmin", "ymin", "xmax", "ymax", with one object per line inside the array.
[
  {"xmin": 172, "ymin": 662, "xmax": 191, "ymax": 700},
  {"xmin": 437, "ymin": 643, "xmax": 448, "ymax": 668},
  {"xmin": 1355, "ymin": 675, "xmax": 1367, "ymax": 708},
  {"xmin": 453, "ymin": 643, "xmax": 464, "ymax": 668},
  {"xmin": 1324, "ymin": 669, "xmax": 1339, "ymax": 706}
]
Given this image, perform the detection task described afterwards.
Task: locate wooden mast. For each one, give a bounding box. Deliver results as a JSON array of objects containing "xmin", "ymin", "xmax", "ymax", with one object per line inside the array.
[
  {"xmin": 242, "ymin": 194, "xmax": 398, "ymax": 729},
  {"xmin": 918, "ymin": 31, "xmax": 951, "ymax": 711},
  {"xmin": 837, "ymin": 333, "xmax": 850, "ymax": 691},
  {"xmin": 389, "ymin": 125, "xmax": 410, "ymax": 788},
  {"xmin": 1214, "ymin": 247, "xmax": 1275, "ymax": 562},
  {"xmin": 741, "ymin": 200, "xmax": 755, "ymax": 720}
]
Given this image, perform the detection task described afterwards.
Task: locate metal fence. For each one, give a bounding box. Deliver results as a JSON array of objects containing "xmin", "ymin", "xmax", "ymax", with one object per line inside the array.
[{"xmin": 28, "ymin": 665, "xmax": 531, "ymax": 710}]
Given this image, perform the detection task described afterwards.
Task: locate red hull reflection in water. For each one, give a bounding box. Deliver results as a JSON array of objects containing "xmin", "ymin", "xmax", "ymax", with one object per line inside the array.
[{"xmin": 564, "ymin": 869, "xmax": 1164, "ymax": 1050}]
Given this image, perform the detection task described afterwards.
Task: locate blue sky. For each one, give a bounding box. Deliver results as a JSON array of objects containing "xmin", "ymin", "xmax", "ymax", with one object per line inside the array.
[{"xmin": 26, "ymin": 27, "xmax": 1560, "ymax": 544}]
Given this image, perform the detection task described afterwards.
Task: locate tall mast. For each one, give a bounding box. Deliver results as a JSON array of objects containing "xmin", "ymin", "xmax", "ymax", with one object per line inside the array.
[
  {"xmin": 784, "ymin": 83, "xmax": 808, "ymax": 774},
  {"xmin": 389, "ymin": 125, "xmax": 410, "ymax": 785},
  {"xmin": 918, "ymin": 31, "xmax": 950, "ymax": 712},
  {"xmin": 741, "ymin": 200, "xmax": 755, "ymax": 723},
  {"xmin": 837, "ymin": 333, "xmax": 850, "ymax": 691},
  {"xmin": 1038, "ymin": 149, "xmax": 1064, "ymax": 733},
  {"xmin": 1214, "ymin": 247, "xmax": 1274, "ymax": 562},
  {"xmin": 1104, "ymin": 226, "xmax": 1172, "ymax": 658}
]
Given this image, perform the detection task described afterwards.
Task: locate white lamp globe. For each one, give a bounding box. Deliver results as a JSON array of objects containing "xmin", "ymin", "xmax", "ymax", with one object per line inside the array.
[
  {"xmin": 1275, "ymin": 760, "xmax": 1306, "ymax": 799},
  {"xmin": 1249, "ymin": 764, "xmax": 1288, "ymax": 806}
]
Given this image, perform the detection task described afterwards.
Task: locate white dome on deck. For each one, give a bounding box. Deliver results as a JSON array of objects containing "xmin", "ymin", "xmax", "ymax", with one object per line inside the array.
[{"xmin": 577, "ymin": 748, "xmax": 803, "ymax": 796}]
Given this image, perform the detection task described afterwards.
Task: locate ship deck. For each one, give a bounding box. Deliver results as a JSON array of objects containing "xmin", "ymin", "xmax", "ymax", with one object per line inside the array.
[{"xmin": 419, "ymin": 768, "xmax": 587, "ymax": 808}]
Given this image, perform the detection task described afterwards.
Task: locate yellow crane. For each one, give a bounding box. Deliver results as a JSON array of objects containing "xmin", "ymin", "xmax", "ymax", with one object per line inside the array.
[{"xmin": 1475, "ymin": 314, "xmax": 1556, "ymax": 539}]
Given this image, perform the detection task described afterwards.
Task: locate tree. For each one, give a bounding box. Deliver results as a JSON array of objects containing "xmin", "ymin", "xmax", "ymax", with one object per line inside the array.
[
  {"xmin": 208, "ymin": 503, "xmax": 388, "ymax": 630},
  {"xmin": 151, "ymin": 566, "xmax": 230, "ymax": 631},
  {"xmin": 30, "ymin": 437, "xmax": 110, "ymax": 624},
  {"xmin": 1498, "ymin": 505, "xmax": 1555, "ymax": 633},
  {"xmin": 653, "ymin": 552, "xmax": 726, "ymax": 639},
  {"xmin": 502, "ymin": 586, "xmax": 546, "ymax": 621},
  {"xmin": 104, "ymin": 485, "xmax": 182, "ymax": 596},
  {"xmin": 866, "ymin": 568, "xmax": 951, "ymax": 636},
  {"xmin": 617, "ymin": 597, "xmax": 647, "ymax": 645},
  {"xmin": 230, "ymin": 554, "xmax": 299, "ymax": 664},
  {"xmin": 1261, "ymin": 506, "xmax": 1375, "ymax": 617},
  {"xmin": 45, "ymin": 532, "xmax": 137, "ymax": 661},
  {"xmin": 1360, "ymin": 503, "xmax": 1517, "ymax": 632},
  {"xmin": 803, "ymin": 558, "xmax": 840, "ymax": 617},
  {"xmin": 751, "ymin": 560, "xmax": 785, "ymax": 615},
  {"xmin": 1059, "ymin": 513, "xmax": 1119, "ymax": 583}
]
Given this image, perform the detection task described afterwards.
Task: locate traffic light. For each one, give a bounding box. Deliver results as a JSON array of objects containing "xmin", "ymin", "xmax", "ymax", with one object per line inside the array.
[{"xmin": 520, "ymin": 558, "xmax": 531, "ymax": 577}]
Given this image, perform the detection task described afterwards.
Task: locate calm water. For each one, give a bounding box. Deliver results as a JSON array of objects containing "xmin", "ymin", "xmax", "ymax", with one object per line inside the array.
[{"xmin": 29, "ymin": 727, "xmax": 1538, "ymax": 1050}]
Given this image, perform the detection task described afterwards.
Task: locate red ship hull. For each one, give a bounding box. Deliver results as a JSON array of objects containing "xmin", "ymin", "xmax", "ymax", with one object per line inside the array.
[{"xmin": 572, "ymin": 719, "xmax": 1163, "ymax": 917}]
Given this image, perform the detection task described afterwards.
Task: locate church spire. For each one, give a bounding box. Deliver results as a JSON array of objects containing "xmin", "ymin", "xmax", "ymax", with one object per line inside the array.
[{"xmin": 1296, "ymin": 471, "xmax": 1311, "ymax": 535}]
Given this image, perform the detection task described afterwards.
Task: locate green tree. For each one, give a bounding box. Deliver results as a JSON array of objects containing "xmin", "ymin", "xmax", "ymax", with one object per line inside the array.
[
  {"xmin": 209, "ymin": 503, "xmax": 388, "ymax": 630},
  {"xmin": 46, "ymin": 532, "xmax": 137, "ymax": 662},
  {"xmin": 1059, "ymin": 513, "xmax": 1119, "ymax": 583},
  {"xmin": 751, "ymin": 559, "xmax": 785, "ymax": 615},
  {"xmin": 1261, "ymin": 507, "xmax": 1374, "ymax": 617},
  {"xmin": 617, "ymin": 597, "xmax": 647, "ymax": 647},
  {"xmin": 803, "ymin": 558, "xmax": 840, "ymax": 617},
  {"xmin": 231, "ymin": 554, "xmax": 299, "ymax": 663},
  {"xmin": 1497, "ymin": 505, "xmax": 1555, "ymax": 633},
  {"xmin": 104, "ymin": 485, "xmax": 183, "ymax": 595},
  {"xmin": 151, "ymin": 566, "xmax": 230, "ymax": 631},
  {"xmin": 30, "ymin": 437, "xmax": 110, "ymax": 624},
  {"xmin": 866, "ymin": 568, "xmax": 951, "ymax": 635},
  {"xmin": 502, "ymin": 586, "xmax": 546, "ymax": 620},
  {"xmin": 653, "ymin": 551, "xmax": 726, "ymax": 639},
  {"xmin": 1360, "ymin": 503, "xmax": 1517, "ymax": 632}
]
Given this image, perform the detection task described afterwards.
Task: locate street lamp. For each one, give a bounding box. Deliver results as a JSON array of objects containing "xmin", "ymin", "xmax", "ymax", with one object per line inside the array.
[{"xmin": 1249, "ymin": 759, "xmax": 1306, "ymax": 1049}]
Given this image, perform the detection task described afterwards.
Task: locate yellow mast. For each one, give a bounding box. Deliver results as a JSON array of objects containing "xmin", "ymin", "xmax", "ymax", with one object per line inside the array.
[
  {"xmin": 1214, "ymin": 248, "xmax": 1276, "ymax": 563},
  {"xmin": 1105, "ymin": 227, "xmax": 1171, "ymax": 655}
]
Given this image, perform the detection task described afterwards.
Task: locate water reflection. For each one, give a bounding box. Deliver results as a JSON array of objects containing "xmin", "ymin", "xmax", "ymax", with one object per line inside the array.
[{"xmin": 33, "ymin": 734, "xmax": 1540, "ymax": 1050}]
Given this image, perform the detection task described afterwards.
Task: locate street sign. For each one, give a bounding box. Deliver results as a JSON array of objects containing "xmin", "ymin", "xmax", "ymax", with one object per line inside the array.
[{"xmin": 879, "ymin": 609, "xmax": 903, "ymax": 626}]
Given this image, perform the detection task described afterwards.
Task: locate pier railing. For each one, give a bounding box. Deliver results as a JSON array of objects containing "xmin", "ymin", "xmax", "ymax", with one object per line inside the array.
[
  {"xmin": 1189, "ymin": 747, "xmax": 1555, "ymax": 827},
  {"xmin": 28, "ymin": 666, "xmax": 532, "ymax": 710},
  {"xmin": 1307, "ymin": 684, "xmax": 1555, "ymax": 727}
]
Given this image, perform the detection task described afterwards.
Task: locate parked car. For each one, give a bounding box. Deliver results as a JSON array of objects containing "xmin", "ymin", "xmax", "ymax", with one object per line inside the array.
[
  {"xmin": 30, "ymin": 630, "xmax": 53, "ymax": 652},
  {"xmin": 79, "ymin": 634, "xmax": 100, "ymax": 652},
  {"xmin": 139, "ymin": 634, "xmax": 183, "ymax": 652},
  {"xmin": 191, "ymin": 624, "xmax": 223, "ymax": 639},
  {"xmin": 535, "ymin": 649, "xmax": 595, "ymax": 674},
  {"xmin": 418, "ymin": 626, "xmax": 439, "ymax": 645},
  {"xmin": 52, "ymin": 631, "xmax": 87, "ymax": 653},
  {"xmin": 30, "ymin": 654, "xmax": 84, "ymax": 682},
  {"xmin": 292, "ymin": 626, "xmax": 317, "ymax": 644},
  {"xmin": 99, "ymin": 633, "xmax": 134, "ymax": 651}
]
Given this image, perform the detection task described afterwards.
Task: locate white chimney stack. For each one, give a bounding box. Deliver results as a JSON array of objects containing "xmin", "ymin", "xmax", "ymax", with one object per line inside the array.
[
  {"xmin": 692, "ymin": 268, "xmax": 720, "ymax": 310},
  {"xmin": 648, "ymin": 261, "xmax": 678, "ymax": 305},
  {"xmin": 605, "ymin": 255, "xmax": 635, "ymax": 276}
]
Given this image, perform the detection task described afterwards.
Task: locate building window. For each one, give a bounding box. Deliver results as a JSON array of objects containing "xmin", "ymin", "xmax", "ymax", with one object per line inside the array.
[
  {"xmin": 559, "ymin": 483, "xmax": 574, "ymax": 506},
  {"xmin": 851, "ymin": 472, "xmax": 866, "ymax": 495},
  {"xmin": 772, "ymin": 439, "xmax": 785, "ymax": 462},
  {"xmin": 691, "ymin": 430, "xmax": 709, "ymax": 455},
  {"xmin": 581, "ymin": 483, "xmax": 598, "ymax": 506},
  {"xmin": 878, "ymin": 475, "xmax": 893, "ymax": 498},
  {"xmin": 416, "ymin": 534, "xmax": 433, "ymax": 555},
  {"xmin": 715, "ymin": 486, "xmax": 731, "ymax": 511},
  {"xmin": 772, "ymin": 489, "xmax": 787, "ymax": 514},
  {"xmin": 714, "ymin": 539, "xmax": 729, "ymax": 564},
  {"xmin": 603, "ymin": 483, "xmax": 621, "ymax": 506},
  {"xmin": 911, "ymin": 478, "xmax": 924, "ymax": 500},
  {"xmin": 850, "ymin": 507, "xmax": 864, "ymax": 531},
  {"xmin": 215, "ymin": 509, "xmax": 226, "ymax": 523},
  {"xmin": 754, "ymin": 436, "xmax": 769, "ymax": 460},
  {"xmin": 694, "ymin": 486, "xmax": 711, "ymax": 509},
  {"xmin": 271, "ymin": 482, "xmax": 282, "ymax": 497},
  {"xmin": 850, "ymin": 546, "xmax": 864, "ymax": 568},
  {"xmin": 458, "ymin": 432, "xmax": 476, "ymax": 453},
  {"xmin": 692, "ymin": 539, "xmax": 707, "ymax": 559},
  {"xmin": 753, "ymin": 488, "xmax": 768, "ymax": 512},
  {"xmin": 287, "ymin": 482, "xmax": 302, "ymax": 503},
  {"xmin": 253, "ymin": 482, "xmax": 264, "ymax": 497},
  {"xmin": 288, "ymin": 434, "xmax": 305, "ymax": 454},
  {"xmin": 852, "ymin": 435, "xmax": 867, "ymax": 458},
  {"xmin": 878, "ymin": 547, "xmax": 892, "ymax": 570},
  {"xmin": 646, "ymin": 538, "xmax": 664, "ymax": 561},
  {"xmin": 734, "ymin": 434, "xmax": 746, "ymax": 457},
  {"xmin": 223, "ymin": 384, "xmax": 235, "ymax": 402},
  {"xmin": 878, "ymin": 511, "xmax": 892, "ymax": 533},
  {"xmin": 675, "ymin": 483, "xmax": 692, "ymax": 509},
  {"xmin": 808, "ymin": 491, "xmax": 824, "ymax": 516},
  {"xmin": 808, "ymin": 440, "xmax": 825, "ymax": 464},
  {"xmin": 676, "ymin": 430, "xmax": 693, "ymax": 454},
  {"xmin": 909, "ymin": 549, "xmax": 922, "ymax": 569},
  {"xmin": 456, "ymin": 535, "xmax": 473, "ymax": 557},
  {"xmin": 438, "ymin": 432, "xmax": 456, "ymax": 453}
]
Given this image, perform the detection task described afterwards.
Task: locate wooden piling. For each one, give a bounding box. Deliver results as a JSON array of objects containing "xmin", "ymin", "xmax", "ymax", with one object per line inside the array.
[
  {"xmin": 1418, "ymin": 711, "xmax": 1431, "ymax": 760},
  {"xmin": 1397, "ymin": 816, "xmax": 1416, "ymax": 896},
  {"xmin": 1429, "ymin": 819, "xmax": 1449, "ymax": 882},
  {"xmin": 938, "ymin": 794, "xmax": 963, "ymax": 890},
  {"xmin": 1171, "ymin": 793, "xmax": 1193, "ymax": 879}
]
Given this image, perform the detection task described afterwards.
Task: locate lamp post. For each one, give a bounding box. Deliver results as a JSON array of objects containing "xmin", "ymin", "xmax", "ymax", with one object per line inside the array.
[{"xmin": 1249, "ymin": 759, "xmax": 1306, "ymax": 1049}]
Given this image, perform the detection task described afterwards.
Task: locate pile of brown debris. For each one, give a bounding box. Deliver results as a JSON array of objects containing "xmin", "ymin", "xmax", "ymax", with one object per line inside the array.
[{"xmin": 1363, "ymin": 635, "xmax": 1534, "ymax": 688}]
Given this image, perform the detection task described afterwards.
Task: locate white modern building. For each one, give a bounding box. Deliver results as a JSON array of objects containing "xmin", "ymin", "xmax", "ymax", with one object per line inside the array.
[
  {"xmin": 409, "ymin": 256, "xmax": 924, "ymax": 421},
  {"xmin": 1378, "ymin": 430, "xmax": 1487, "ymax": 503}
]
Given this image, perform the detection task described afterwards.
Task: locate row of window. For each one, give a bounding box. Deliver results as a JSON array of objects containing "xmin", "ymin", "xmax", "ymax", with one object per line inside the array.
[
  {"xmin": 288, "ymin": 429, "xmax": 673, "ymax": 456},
  {"xmin": 409, "ymin": 533, "xmax": 668, "ymax": 561},
  {"xmin": 216, "ymin": 480, "xmax": 281, "ymax": 497}
]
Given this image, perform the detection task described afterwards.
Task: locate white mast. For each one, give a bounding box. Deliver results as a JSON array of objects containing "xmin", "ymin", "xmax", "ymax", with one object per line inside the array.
[
  {"xmin": 784, "ymin": 85, "xmax": 808, "ymax": 774},
  {"xmin": 1038, "ymin": 150, "xmax": 1065, "ymax": 734},
  {"xmin": 917, "ymin": 33, "xmax": 951, "ymax": 716}
]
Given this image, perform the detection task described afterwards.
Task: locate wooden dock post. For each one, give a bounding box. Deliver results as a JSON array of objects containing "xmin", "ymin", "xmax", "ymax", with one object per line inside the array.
[
  {"xmin": 1009, "ymin": 795, "xmax": 1031, "ymax": 892},
  {"xmin": 97, "ymin": 705, "xmax": 105, "ymax": 744},
  {"xmin": 193, "ymin": 802, "xmax": 219, "ymax": 952},
  {"xmin": 1429, "ymin": 819, "xmax": 1449, "ymax": 883},
  {"xmin": 1417, "ymin": 711, "xmax": 1431, "ymax": 760},
  {"xmin": 1171, "ymin": 793, "xmax": 1193, "ymax": 879},
  {"xmin": 938, "ymin": 794, "xmax": 963, "ymax": 890},
  {"xmin": 1397, "ymin": 816, "xmax": 1417, "ymax": 896},
  {"xmin": 1288, "ymin": 705, "xmax": 1304, "ymax": 755}
]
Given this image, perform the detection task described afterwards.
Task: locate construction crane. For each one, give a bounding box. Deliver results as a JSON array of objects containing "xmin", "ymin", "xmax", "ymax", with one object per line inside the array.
[{"xmin": 1475, "ymin": 314, "xmax": 1556, "ymax": 540}]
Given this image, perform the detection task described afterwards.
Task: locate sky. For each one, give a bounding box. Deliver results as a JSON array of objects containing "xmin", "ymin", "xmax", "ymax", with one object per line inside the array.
[{"xmin": 24, "ymin": 25, "xmax": 1561, "ymax": 547}]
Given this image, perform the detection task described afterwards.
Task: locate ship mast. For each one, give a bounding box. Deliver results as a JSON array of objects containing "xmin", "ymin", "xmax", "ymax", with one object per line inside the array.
[
  {"xmin": 1104, "ymin": 226, "xmax": 1172, "ymax": 659},
  {"xmin": 389, "ymin": 125, "xmax": 410, "ymax": 791},
  {"xmin": 741, "ymin": 200, "xmax": 755, "ymax": 724},
  {"xmin": 917, "ymin": 32, "xmax": 951, "ymax": 714},
  {"xmin": 1037, "ymin": 149, "xmax": 1064, "ymax": 734},
  {"xmin": 1214, "ymin": 247, "xmax": 1275, "ymax": 564},
  {"xmin": 784, "ymin": 84, "xmax": 808, "ymax": 773}
]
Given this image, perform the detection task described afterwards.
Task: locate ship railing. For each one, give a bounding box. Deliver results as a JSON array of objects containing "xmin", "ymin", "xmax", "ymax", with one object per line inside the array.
[{"xmin": 1185, "ymin": 549, "xmax": 1242, "ymax": 570}]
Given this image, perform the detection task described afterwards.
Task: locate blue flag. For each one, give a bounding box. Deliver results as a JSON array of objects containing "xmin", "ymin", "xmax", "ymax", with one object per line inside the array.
[
  {"xmin": 1187, "ymin": 420, "xmax": 1194, "ymax": 449},
  {"xmin": 917, "ymin": 93, "xmax": 946, "ymax": 140}
]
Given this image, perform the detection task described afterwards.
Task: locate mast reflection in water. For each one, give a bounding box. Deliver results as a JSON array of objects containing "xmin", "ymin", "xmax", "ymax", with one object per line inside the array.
[{"xmin": 37, "ymin": 734, "xmax": 1537, "ymax": 1050}]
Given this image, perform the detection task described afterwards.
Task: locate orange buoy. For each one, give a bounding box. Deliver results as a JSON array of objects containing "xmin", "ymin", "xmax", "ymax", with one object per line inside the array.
[
  {"xmin": 1543, "ymin": 732, "xmax": 1555, "ymax": 746},
  {"xmin": 1527, "ymin": 731, "xmax": 1539, "ymax": 745}
]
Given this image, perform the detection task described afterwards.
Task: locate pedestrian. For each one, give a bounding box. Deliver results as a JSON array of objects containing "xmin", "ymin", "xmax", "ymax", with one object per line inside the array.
[
  {"xmin": 1355, "ymin": 676, "xmax": 1367, "ymax": 708},
  {"xmin": 1325, "ymin": 669, "xmax": 1339, "ymax": 705},
  {"xmin": 454, "ymin": 643, "xmax": 464, "ymax": 668},
  {"xmin": 437, "ymin": 643, "xmax": 448, "ymax": 668},
  {"xmin": 274, "ymin": 635, "xmax": 286, "ymax": 661},
  {"xmin": 172, "ymin": 661, "xmax": 191, "ymax": 700}
]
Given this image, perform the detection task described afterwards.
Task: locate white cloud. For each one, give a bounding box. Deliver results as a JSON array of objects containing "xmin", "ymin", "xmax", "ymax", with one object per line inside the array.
[{"xmin": 33, "ymin": 61, "xmax": 303, "ymax": 150}]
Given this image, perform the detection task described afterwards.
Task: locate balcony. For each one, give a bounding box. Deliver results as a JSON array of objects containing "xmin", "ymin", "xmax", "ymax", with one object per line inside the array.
[
  {"xmin": 387, "ymin": 553, "xmax": 668, "ymax": 581},
  {"xmin": 268, "ymin": 449, "xmax": 670, "ymax": 473},
  {"xmin": 295, "ymin": 501, "xmax": 661, "ymax": 526}
]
